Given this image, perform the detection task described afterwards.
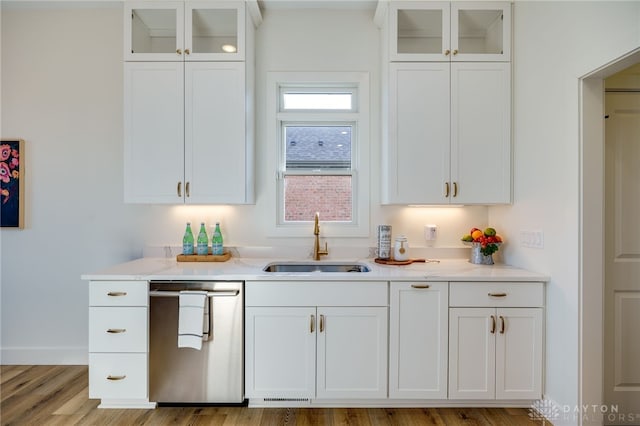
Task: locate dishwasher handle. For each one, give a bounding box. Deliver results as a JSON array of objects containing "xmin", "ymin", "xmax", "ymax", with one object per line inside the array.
[{"xmin": 149, "ymin": 290, "xmax": 239, "ymax": 298}]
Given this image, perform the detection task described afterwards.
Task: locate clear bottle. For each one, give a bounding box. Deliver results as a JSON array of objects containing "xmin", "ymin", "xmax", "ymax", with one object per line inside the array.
[
  {"xmin": 182, "ymin": 222, "xmax": 194, "ymax": 255},
  {"xmin": 196, "ymin": 222, "xmax": 209, "ymax": 255},
  {"xmin": 212, "ymin": 222, "xmax": 224, "ymax": 255}
]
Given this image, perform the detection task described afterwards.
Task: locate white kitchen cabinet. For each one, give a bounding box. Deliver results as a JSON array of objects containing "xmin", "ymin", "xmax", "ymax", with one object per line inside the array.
[
  {"xmin": 448, "ymin": 282, "xmax": 544, "ymax": 400},
  {"xmin": 316, "ymin": 307, "xmax": 387, "ymax": 399},
  {"xmin": 384, "ymin": 61, "xmax": 510, "ymax": 204},
  {"xmin": 389, "ymin": 282, "xmax": 448, "ymax": 399},
  {"xmin": 244, "ymin": 307, "xmax": 316, "ymax": 399},
  {"xmin": 124, "ymin": 1, "xmax": 245, "ymax": 62},
  {"xmin": 123, "ymin": 11, "xmax": 256, "ymax": 204},
  {"xmin": 244, "ymin": 281, "xmax": 388, "ymax": 401},
  {"xmin": 88, "ymin": 281, "xmax": 153, "ymax": 408},
  {"xmin": 389, "ymin": 1, "xmax": 510, "ymax": 62},
  {"xmin": 124, "ymin": 60, "xmax": 249, "ymax": 204}
]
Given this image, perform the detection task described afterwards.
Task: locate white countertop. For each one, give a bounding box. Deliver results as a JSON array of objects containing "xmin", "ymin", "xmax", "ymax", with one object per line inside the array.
[{"xmin": 82, "ymin": 257, "xmax": 548, "ymax": 282}]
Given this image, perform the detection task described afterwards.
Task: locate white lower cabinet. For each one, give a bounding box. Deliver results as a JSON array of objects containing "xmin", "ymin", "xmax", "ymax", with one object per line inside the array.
[
  {"xmin": 448, "ymin": 282, "xmax": 544, "ymax": 400},
  {"xmin": 244, "ymin": 307, "xmax": 316, "ymax": 399},
  {"xmin": 88, "ymin": 281, "xmax": 150, "ymax": 407},
  {"xmin": 88, "ymin": 353, "xmax": 148, "ymax": 400},
  {"xmin": 244, "ymin": 281, "xmax": 388, "ymax": 400},
  {"xmin": 389, "ymin": 282, "xmax": 448, "ymax": 399},
  {"xmin": 316, "ymin": 307, "xmax": 387, "ymax": 399}
]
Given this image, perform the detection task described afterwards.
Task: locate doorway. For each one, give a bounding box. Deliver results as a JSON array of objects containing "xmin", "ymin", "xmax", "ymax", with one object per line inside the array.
[
  {"xmin": 581, "ymin": 50, "xmax": 640, "ymax": 426},
  {"xmin": 603, "ymin": 83, "xmax": 640, "ymax": 425}
]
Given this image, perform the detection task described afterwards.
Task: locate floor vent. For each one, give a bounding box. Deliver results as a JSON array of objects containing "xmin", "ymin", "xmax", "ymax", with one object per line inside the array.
[{"xmin": 264, "ymin": 398, "xmax": 309, "ymax": 402}]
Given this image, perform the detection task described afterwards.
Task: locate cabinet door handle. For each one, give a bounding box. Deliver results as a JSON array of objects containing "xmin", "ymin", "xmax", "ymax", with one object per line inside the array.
[
  {"xmin": 445, "ymin": 182, "xmax": 450, "ymax": 197},
  {"xmin": 310, "ymin": 315, "xmax": 315, "ymax": 333},
  {"xmin": 185, "ymin": 182, "xmax": 190, "ymax": 198},
  {"xmin": 185, "ymin": 48, "xmax": 190, "ymax": 55},
  {"xmin": 444, "ymin": 49, "xmax": 451, "ymax": 56},
  {"xmin": 500, "ymin": 316, "xmax": 505, "ymax": 334},
  {"xmin": 453, "ymin": 182, "xmax": 458, "ymax": 197},
  {"xmin": 411, "ymin": 284, "xmax": 430, "ymax": 289},
  {"xmin": 320, "ymin": 315, "xmax": 325, "ymax": 333},
  {"xmin": 106, "ymin": 328, "xmax": 126, "ymax": 334},
  {"xmin": 176, "ymin": 49, "xmax": 182, "ymax": 55},
  {"xmin": 453, "ymin": 49, "xmax": 458, "ymax": 55},
  {"xmin": 488, "ymin": 292, "xmax": 507, "ymax": 298},
  {"xmin": 107, "ymin": 375, "xmax": 126, "ymax": 381},
  {"xmin": 490, "ymin": 315, "xmax": 496, "ymax": 334},
  {"xmin": 177, "ymin": 182, "xmax": 182, "ymax": 197},
  {"xmin": 107, "ymin": 291, "xmax": 127, "ymax": 297}
]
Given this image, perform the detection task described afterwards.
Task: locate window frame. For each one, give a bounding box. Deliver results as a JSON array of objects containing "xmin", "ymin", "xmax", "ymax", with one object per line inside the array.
[{"xmin": 266, "ymin": 72, "xmax": 370, "ymax": 238}]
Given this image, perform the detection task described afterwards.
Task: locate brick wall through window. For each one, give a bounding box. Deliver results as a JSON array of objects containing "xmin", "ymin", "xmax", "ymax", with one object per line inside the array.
[{"xmin": 284, "ymin": 175, "xmax": 352, "ymax": 221}]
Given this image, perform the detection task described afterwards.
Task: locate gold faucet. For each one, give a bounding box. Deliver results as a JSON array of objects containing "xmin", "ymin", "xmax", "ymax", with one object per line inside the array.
[{"xmin": 313, "ymin": 212, "xmax": 329, "ymax": 261}]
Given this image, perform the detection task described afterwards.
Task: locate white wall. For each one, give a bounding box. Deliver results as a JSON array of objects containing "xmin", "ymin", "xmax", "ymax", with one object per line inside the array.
[
  {"xmin": 0, "ymin": 5, "xmax": 488, "ymax": 363},
  {"xmin": 489, "ymin": 2, "xmax": 640, "ymax": 424}
]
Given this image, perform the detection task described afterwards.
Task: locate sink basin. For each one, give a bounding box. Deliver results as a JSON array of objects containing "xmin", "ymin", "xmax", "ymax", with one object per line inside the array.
[{"xmin": 263, "ymin": 262, "xmax": 371, "ymax": 273}]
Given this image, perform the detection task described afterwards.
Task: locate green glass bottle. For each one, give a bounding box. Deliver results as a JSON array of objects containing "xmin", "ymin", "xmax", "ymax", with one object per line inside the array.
[
  {"xmin": 182, "ymin": 222, "xmax": 194, "ymax": 255},
  {"xmin": 212, "ymin": 222, "xmax": 224, "ymax": 255},
  {"xmin": 196, "ymin": 222, "xmax": 209, "ymax": 255}
]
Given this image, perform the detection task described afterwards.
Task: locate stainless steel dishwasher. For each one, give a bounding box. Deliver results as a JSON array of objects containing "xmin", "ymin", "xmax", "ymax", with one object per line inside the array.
[{"xmin": 149, "ymin": 281, "xmax": 245, "ymax": 405}]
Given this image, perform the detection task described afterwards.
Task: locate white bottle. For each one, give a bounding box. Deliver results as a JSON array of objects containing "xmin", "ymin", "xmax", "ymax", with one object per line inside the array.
[{"xmin": 394, "ymin": 235, "xmax": 409, "ymax": 261}]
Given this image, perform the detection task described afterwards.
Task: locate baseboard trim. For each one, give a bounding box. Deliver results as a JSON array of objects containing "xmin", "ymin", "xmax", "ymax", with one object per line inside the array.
[
  {"xmin": 1, "ymin": 347, "xmax": 88, "ymax": 365},
  {"xmin": 248, "ymin": 398, "xmax": 535, "ymax": 408}
]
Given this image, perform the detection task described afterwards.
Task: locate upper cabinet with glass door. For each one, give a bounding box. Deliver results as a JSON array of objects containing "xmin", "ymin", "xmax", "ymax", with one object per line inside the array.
[
  {"xmin": 124, "ymin": 1, "xmax": 245, "ymax": 61},
  {"xmin": 389, "ymin": 1, "xmax": 510, "ymax": 62}
]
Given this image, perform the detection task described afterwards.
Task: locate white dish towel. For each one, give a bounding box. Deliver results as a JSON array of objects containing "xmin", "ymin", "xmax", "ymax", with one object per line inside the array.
[{"xmin": 178, "ymin": 290, "xmax": 208, "ymax": 350}]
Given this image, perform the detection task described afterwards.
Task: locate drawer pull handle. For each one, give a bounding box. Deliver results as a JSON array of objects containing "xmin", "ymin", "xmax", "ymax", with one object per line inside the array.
[
  {"xmin": 310, "ymin": 315, "xmax": 315, "ymax": 333},
  {"xmin": 106, "ymin": 328, "xmax": 126, "ymax": 334},
  {"xmin": 107, "ymin": 375, "xmax": 126, "ymax": 381},
  {"xmin": 107, "ymin": 292, "xmax": 127, "ymax": 297},
  {"xmin": 411, "ymin": 284, "xmax": 430, "ymax": 289},
  {"xmin": 490, "ymin": 315, "xmax": 496, "ymax": 334},
  {"xmin": 500, "ymin": 316, "xmax": 505, "ymax": 334},
  {"xmin": 320, "ymin": 315, "xmax": 325, "ymax": 333},
  {"xmin": 488, "ymin": 292, "xmax": 507, "ymax": 297}
]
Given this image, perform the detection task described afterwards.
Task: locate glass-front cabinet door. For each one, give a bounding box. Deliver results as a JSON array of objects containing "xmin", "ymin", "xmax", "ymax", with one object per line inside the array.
[
  {"xmin": 389, "ymin": 1, "xmax": 510, "ymax": 62},
  {"xmin": 124, "ymin": 1, "xmax": 245, "ymax": 61},
  {"xmin": 451, "ymin": 2, "xmax": 510, "ymax": 62},
  {"xmin": 185, "ymin": 2, "xmax": 245, "ymax": 61},
  {"xmin": 389, "ymin": 2, "xmax": 450, "ymax": 62},
  {"xmin": 125, "ymin": 2, "xmax": 183, "ymax": 61}
]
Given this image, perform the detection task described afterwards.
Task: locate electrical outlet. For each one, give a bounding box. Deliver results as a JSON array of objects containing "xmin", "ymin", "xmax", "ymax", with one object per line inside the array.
[
  {"xmin": 424, "ymin": 225, "xmax": 437, "ymax": 241},
  {"xmin": 520, "ymin": 230, "xmax": 544, "ymax": 249}
]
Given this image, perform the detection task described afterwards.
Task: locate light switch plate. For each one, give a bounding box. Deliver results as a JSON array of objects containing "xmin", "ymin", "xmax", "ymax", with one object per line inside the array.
[{"xmin": 520, "ymin": 230, "xmax": 544, "ymax": 249}]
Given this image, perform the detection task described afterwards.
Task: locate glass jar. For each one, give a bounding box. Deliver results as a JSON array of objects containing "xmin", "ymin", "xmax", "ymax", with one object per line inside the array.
[{"xmin": 393, "ymin": 235, "xmax": 409, "ymax": 261}]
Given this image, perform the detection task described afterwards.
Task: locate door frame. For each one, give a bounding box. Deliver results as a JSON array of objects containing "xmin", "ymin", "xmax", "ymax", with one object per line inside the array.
[{"xmin": 580, "ymin": 47, "xmax": 640, "ymax": 424}]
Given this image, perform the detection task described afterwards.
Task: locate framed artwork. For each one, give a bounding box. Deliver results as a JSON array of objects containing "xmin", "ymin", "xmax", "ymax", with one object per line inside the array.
[{"xmin": 1, "ymin": 139, "xmax": 25, "ymax": 229}]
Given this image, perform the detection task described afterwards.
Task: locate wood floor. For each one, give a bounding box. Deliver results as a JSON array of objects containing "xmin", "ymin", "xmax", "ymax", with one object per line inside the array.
[{"xmin": 1, "ymin": 365, "xmax": 548, "ymax": 425}]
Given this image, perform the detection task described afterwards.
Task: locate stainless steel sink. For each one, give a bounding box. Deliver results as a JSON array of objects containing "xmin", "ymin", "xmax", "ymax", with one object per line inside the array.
[{"xmin": 262, "ymin": 262, "xmax": 371, "ymax": 273}]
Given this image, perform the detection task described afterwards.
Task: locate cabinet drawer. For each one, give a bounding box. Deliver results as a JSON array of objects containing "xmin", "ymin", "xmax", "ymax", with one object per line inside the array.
[
  {"xmin": 449, "ymin": 282, "xmax": 544, "ymax": 307},
  {"xmin": 88, "ymin": 353, "xmax": 147, "ymax": 400},
  {"xmin": 89, "ymin": 307, "xmax": 147, "ymax": 353},
  {"xmin": 90, "ymin": 281, "xmax": 148, "ymax": 307}
]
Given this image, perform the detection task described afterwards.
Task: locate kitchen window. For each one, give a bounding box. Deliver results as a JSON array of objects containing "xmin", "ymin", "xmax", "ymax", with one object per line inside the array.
[{"xmin": 267, "ymin": 72, "xmax": 370, "ymax": 237}]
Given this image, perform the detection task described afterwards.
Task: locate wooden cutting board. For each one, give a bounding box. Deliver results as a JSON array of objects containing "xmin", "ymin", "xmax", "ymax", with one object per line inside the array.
[
  {"xmin": 374, "ymin": 258, "xmax": 426, "ymax": 266},
  {"xmin": 176, "ymin": 251, "xmax": 231, "ymax": 262}
]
